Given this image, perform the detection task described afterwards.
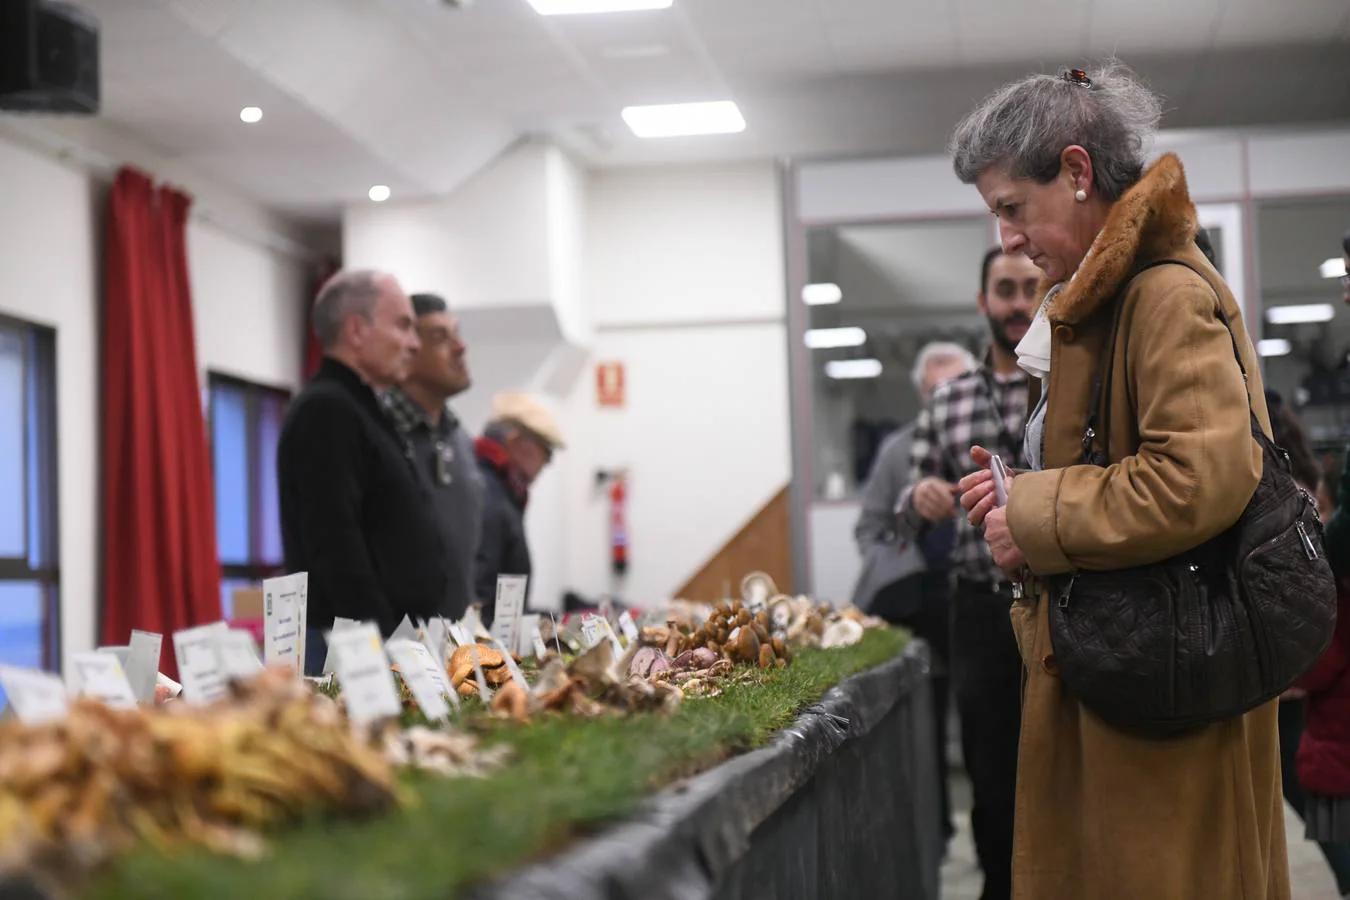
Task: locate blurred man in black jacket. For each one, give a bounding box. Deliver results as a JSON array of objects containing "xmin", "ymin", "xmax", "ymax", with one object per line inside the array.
[{"xmin": 277, "ymin": 269, "xmax": 452, "ymax": 673}]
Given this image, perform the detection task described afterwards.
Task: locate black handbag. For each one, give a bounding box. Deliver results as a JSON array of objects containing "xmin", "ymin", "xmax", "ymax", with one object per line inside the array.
[{"xmin": 1046, "ymin": 258, "xmax": 1338, "ymax": 737}]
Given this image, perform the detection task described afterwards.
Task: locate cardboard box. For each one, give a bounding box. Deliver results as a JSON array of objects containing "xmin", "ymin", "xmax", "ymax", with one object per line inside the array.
[{"xmin": 231, "ymin": 587, "xmax": 264, "ymax": 620}]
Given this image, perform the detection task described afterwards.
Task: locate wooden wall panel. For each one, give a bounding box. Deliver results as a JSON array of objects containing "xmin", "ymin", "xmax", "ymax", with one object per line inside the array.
[{"xmin": 673, "ymin": 485, "xmax": 793, "ymax": 603}]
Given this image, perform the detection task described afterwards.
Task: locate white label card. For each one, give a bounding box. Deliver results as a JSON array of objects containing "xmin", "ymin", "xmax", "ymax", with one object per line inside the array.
[
  {"xmin": 323, "ymin": 617, "xmax": 362, "ymax": 675},
  {"xmin": 580, "ymin": 615, "xmax": 603, "ymax": 650},
  {"xmin": 263, "ymin": 573, "xmax": 308, "ymax": 676},
  {"xmin": 602, "ymin": 618, "xmax": 624, "ymax": 660},
  {"xmin": 0, "ymin": 666, "xmax": 69, "ymax": 724},
  {"xmin": 424, "ymin": 618, "xmax": 449, "ymax": 666},
  {"xmin": 329, "ymin": 623, "xmax": 402, "ymax": 727},
  {"xmin": 125, "ymin": 630, "xmax": 163, "ymax": 703},
  {"xmin": 448, "ymin": 623, "xmax": 470, "ymax": 648},
  {"xmin": 390, "ymin": 615, "xmax": 419, "ymax": 642},
  {"xmin": 516, "ymin": 614, "xmax": 540, "ymax": 657},
  {"xmin": 71, "ymin": 652, "xmax": 138, "ymax": 709},
  {"xmin": 386, "ymin": 639, "xmax": 453, "ymax": 721},
  {"xmin": 491, "ymin": 575, "xmax": 528, "ymax": 651},
  {"xmin": 215, "ymin": 629, "xmax": 265, "ymax": 680},
  {"xmin": 618, "ymin": 611, "xmax": 639, "ymax": 644},
  {"xmin": 173, "ymin": 622, "xmax": 231, "ymax": 705},
  {"xmin": 532, "ymin": 628, "xmax": 549, "ymax": 659}
]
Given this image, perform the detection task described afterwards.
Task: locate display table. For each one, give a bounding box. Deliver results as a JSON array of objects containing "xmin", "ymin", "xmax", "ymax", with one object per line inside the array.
[{"xmin": 472, "ymin": 640, "xmax": 941, "ymax": 900}]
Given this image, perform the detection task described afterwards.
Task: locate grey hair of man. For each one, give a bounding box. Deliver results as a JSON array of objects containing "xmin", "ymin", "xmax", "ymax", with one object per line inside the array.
[
  {"xmin": 312, "ymin": 269, "xmax": 384, "ymax": 349},
  {"xmin": 949, "ymin": 60, "xmax": 1164, "ymax": 201},
  {"xmin": 911, "ymin": 341, "xmax": 978, "ymax": 395}
]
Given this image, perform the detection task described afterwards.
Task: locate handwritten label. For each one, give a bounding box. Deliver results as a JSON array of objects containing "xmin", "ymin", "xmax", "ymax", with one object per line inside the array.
[
  {"xmin": 173, "ymin": 622, "xmax": 231, "ymax": 705},
  {"xmin": 491, "ymin": 575, "xmax": 528, "ymax": 651},
  {"xmin": 618, "ymin": 611, "xmax": 639, "ymax": 644},
  {"xmin": 215, "ymin": 629, "xmax": 264, "ymax": 680},
  {"xmin": 328, "ymin": 624, "xmax": 401, "ymax": 727},
  {"xmin": 0, "ymin": 666, "xmax": 69, "ymax": 724},
  {"xmin": 263, "ymin": 573, "xmax": 308, "ymax": 676},
  {"xmin": 71, "ymin": 652, "xmax": 138, "ymax": 709},
  {"xmin": 386, "ymin": 639, "xmax": 452, "ymax": 721},
  {"xmin": 125, "ymin": 630, "xmax": 163, "ymax": 703},
  {"xmin": 601, "ymin": 618, "xmax": 625, "ymax": 660}
]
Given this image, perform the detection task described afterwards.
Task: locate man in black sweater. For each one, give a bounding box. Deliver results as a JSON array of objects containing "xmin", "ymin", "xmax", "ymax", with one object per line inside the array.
[{"xmin": 277, "ymin": 269, "xmax": 451, "ymax": 673}]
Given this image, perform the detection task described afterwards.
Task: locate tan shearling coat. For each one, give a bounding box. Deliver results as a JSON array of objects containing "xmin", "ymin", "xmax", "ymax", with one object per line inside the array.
[{"xmin": 1004, "ymin": 153, "xmax": 1290, "ymax": 899}]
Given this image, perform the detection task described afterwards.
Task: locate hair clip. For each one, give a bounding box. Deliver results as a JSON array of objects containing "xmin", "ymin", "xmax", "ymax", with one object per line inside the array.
[{"xmin": 1062, "ymin": 68, "xmax": 1092, "ymax": 88}]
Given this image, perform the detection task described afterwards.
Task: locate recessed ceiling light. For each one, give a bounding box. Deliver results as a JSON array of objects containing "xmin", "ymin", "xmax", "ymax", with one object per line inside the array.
[
  {"xmin": 239, "ymin": 106, "xmax": 262, "ymax": 124},
  {"xmin": 804, "ymin": 327, "xmax": 866, "ymax": 349},
  {"xmin": 1257, "ymin": 339, "xmax": 1292, "ymax": 358},
  {"xmin": 825, "ymin": 359, "xmax": 883, "ymax": 380},
  {"xmin": 528, "ymin": 0, "xmax": 672, "ymax": 14},
  {"xmin": 1321, "ymin": 257, "xmax": 1348, "ymax": 279},
  {"xmin": 368, "ymin": 185, "xmax": 391, "ymax": 203},
  {"xmin": 1266, "ymin": 303, "xmax": 1334, "ymax": 325},
  {"xmin": 621, "ymin": 101, "xmax": 746, "ymax": 138},
  {"xmin": 802, "ymin": 283, "xmax": 842, "ymax": 306}
]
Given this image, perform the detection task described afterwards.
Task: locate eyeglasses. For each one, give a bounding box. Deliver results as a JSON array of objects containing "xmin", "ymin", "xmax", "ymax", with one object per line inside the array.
[{"xmin": 1062, "ymin": 68, "xmax": 1092, "ymax": 89}]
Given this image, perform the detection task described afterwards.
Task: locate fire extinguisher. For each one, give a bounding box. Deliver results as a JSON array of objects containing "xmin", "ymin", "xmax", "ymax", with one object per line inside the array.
[{"xmin": 609, "ymin": 474, "xmax": 629, "ymax": 576}]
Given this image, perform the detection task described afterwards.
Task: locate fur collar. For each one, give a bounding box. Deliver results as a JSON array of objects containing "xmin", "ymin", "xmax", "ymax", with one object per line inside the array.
[{"xmin": 1047, "ymin": 153, "xmax": 1199, "ymax": 325}]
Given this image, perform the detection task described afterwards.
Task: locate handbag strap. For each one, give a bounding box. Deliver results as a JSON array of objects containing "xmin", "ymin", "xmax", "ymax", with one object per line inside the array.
[{"xmin": 1082, "ymin": 255, "xmax": 1249, "ymax": 466}]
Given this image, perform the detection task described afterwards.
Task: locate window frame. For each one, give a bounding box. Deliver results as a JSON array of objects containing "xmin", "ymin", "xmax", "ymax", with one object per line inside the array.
[
  {"xmin": 0, "ymin": 313, "xmax": 61, "ymax": 671},
  {"xmin": 206, "ymin": 372, "xmax": 292, "ymax": 587}
]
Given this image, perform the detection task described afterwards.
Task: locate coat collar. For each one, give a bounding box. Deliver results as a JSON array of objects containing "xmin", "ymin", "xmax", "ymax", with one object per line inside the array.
[{"xmin": 1046, "ymin": 153, "xmax": 1199, "ymax": 325}]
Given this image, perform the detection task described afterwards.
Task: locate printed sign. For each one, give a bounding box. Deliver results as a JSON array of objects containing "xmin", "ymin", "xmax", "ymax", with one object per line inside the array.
[
  {"xmin": 71, "ymin": 652, "xmax": 138, "ymax": 709},
  {"xmin": 263, "ymin": 573, "xmax": 308, "ymax": 675},
  {"xmin": 596, "ymin": 361, "xmax": 625, "ymax": 408},
  {"xmin": 386, "ymin": 639, "xmax": 452, "ymax": 722},
  {"xmin": 491, "ymin": 575, "xmax": 528, "ymax": 651}
]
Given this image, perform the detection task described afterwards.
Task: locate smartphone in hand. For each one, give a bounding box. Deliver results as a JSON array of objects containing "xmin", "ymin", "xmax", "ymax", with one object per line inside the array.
[{"xmin": 990, "ymin": 454, "xmax": 1009, "ymax": 508}]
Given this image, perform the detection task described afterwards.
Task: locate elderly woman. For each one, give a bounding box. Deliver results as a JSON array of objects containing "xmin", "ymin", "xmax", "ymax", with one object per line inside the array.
[{"xmin": 951, "ymin": 63, "xmax": 1289, "ymax": 898}]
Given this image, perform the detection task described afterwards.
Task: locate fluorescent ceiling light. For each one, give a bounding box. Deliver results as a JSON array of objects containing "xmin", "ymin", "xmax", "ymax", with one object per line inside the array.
[
  {"xmin": 1321, "ymin": 257, "xmax": 1348, "ymax": 279},
  {"xmin": 802, "ymin": 283, "xmax": 842, "ymax": 306},
  {"xmin": 826, "ymin": 359, "xmax": 882, "ymax": 380},
  {"xmin": 622, "ymin": 101, "xmax": 746, "ymax": 138},
  {"xmin": 528, "ymin": 0, "xmax": 672, "ymax": 14},
  {"xmin": 1266, "ymin": 304, "xmax": 1334, "ymax": 325},
  {"xmin": 804, "ymin": 327, "xmax": 866, "ymax": 349},
  {"xmin": 368, "ymin": 185, "xmax": 391, "ymax": 202},
  {"xmin": 1257, "ymin": 338, "xmax": 1292, "ymax": 358},
  {"xmin": 239, "ymin": 106, "xmax": 262, "ymax": 124}
]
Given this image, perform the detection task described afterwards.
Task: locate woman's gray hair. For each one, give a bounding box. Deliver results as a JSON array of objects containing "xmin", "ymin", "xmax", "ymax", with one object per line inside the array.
[
  {"xmin": 911, "ymin": 341, "xmax": 978, "ymax": 395},
  {"xmin": 950, "ymin": 60, "xmax": 1164, "ymax": 201}
]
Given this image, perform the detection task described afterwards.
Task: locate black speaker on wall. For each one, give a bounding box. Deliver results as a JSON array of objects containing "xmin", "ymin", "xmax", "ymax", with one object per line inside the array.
[{"xmin": 0, "ymin": 0, "xmax": 100, "ymax": 114}]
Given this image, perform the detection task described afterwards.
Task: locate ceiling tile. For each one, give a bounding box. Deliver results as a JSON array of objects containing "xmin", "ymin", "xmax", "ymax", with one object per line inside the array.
[
  {"xmin": 1212, "ymin": 0, "xmax": 1350, "ymax": 47},
  {"xmin": 1085, "ymin": 0, "xmax": 1223, "ymax": 56}
]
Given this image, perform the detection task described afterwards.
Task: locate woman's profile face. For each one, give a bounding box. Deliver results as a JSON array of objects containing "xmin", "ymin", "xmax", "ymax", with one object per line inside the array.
[{"xmin": 975, "ymin": 154, "xmax": 1100, "ymax": 284}]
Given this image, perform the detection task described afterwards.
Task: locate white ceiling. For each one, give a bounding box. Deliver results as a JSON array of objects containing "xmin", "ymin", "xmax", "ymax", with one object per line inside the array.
[{"xmin": 31, "ymin": 0, "xmax": 1350, "ymax": 220}]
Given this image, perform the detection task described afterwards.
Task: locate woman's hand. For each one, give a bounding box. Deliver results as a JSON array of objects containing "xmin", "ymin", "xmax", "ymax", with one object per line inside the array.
[
  {"xmin": 983, "ymin": 507, "xmax": 1026, "ymax": 574},
  {"xmin": 958, "ymin": 445, "xmax": 1008, "ymax": 527}
]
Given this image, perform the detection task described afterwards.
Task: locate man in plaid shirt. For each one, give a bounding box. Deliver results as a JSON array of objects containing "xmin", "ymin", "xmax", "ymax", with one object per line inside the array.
[{"xmin": 896, "ymin": 247, "xmax": 1040, "ymax": 900}]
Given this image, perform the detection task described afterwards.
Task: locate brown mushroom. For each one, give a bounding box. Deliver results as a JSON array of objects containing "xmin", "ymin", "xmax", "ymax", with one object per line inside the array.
[
  {"xmin": 735, "ymin": 627, "xmax": 761, "ymax": 665},
  {"xmin": 758, "ymin": 644, "xmax": 775, "ymax": 669},
  {"xmin": 490, "ymin": 681, "xmax": 531, "ymax": 723}
]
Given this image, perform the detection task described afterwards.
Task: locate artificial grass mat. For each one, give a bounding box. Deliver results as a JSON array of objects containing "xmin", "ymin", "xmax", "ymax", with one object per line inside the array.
[{"xmin": 88, "ymin": 627, "xmax": 909, "ymax": 900}]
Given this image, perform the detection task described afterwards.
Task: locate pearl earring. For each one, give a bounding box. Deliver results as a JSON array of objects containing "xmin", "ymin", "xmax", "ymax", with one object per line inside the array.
[{"xmin": 1074, "ymin": 189, "xmax": 1087, "ymax": 202}]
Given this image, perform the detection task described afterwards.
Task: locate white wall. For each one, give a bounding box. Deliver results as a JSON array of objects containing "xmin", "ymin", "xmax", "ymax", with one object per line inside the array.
[
  {"xmin": 557, "ymin": 162, "xmax": 791, "ymax": 608},
  {"xmin": 0, "ymin": 129, "xmax": 318, "ymax": 673}
]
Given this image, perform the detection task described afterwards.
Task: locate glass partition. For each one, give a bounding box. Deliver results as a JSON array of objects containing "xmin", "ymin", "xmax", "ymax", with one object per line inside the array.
[
  {"xmin": 1256, "ymin": 196, "xmax": 1350, "ymax": 457},
  {"xmin": 803, "ymin": 217, "xmax": 993, "ymax": 501}
]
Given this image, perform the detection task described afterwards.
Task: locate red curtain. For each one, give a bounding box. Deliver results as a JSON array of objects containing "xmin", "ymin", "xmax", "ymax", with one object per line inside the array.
[
  {"xmin": 303, "ymin": 258, "xmax": 338, "ymax": 381},
  {"xmin": 101, "ymin": 168, "xmax": 222, "ymax": 677}
]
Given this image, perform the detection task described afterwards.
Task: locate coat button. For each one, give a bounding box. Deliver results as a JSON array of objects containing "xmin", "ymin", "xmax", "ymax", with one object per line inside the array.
[
  {"xmin": 1055, "ymin": 325, "xmax": 1075, "ymax": 343},
  {"xmin": 1041, "ymin": 653, "xmax": 1060, "ymax": 676}
]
